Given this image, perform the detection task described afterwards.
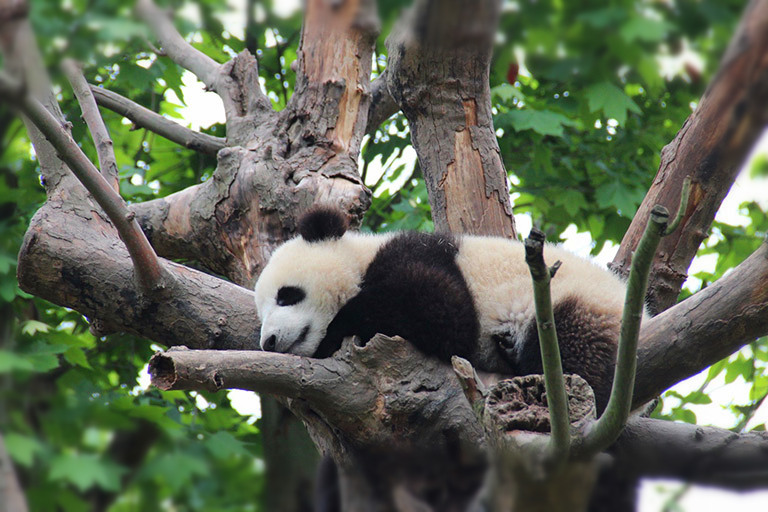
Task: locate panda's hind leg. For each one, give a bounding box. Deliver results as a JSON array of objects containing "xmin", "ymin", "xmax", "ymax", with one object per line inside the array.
[{"xmin": 515, "ymin": 296, "xmax": 619, "ymax": 413}]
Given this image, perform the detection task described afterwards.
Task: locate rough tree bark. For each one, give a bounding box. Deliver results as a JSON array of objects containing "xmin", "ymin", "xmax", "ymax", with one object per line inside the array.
[
  {"xmin": 4, "ymin": 0, "xmax": 768, "ymax": 510},
  {"xmin": 386, "ymin": 0, "xmax": 517, "ymax": 238}
]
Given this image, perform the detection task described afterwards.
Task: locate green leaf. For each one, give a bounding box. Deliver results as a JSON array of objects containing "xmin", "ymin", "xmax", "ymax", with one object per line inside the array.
[
  {"xmin": 559, "ymin": 189, "xmax": 588, "ymax": 217},
  {"xmin": 205, "ymin": 431, "xmax": 251, "ymax": 459},
  {"xmin": 0, "ymin": 351, "xmax": 35, "ymax": 372},
  {"xmin": 503, "ymin": 109, "xmax": 576, "ymax": 137},
  {"xmin": 585, "ymin": 82, "xmax": 642, "ymax": 125},
  {"xmin": 491, "ymin": 84, "xmax": 525, "ymax": 103},
  {"xmin": 63, "ymin": 347, "xmax": 92, "ymax": 369},
  {"xmin": 620, "ymin": 18, "xmax": 670, "ymax": 43},
  {"xmin": 49, "ymin": 453, "xmax": 126, "ymax": 492},
  {"xmin": 5, "ymin": 433, "xmax": 43, "ymax": 467},
  {"xmin": 144, "ymin": 452, "xmax": 209, "ymax": 492},
  {"xmin": 595, "ymin": 180, "xmax": 639, "ymax": 218},
  {"xmin": 21, "ymin": 320, "xmax": 50, "ymax": 336}
]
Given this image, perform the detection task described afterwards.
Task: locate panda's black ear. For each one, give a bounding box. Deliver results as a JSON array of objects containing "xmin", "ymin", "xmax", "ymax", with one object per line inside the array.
[{"xmin": 298, "ymin": 206, "xmax": 349, "ymax": 242}]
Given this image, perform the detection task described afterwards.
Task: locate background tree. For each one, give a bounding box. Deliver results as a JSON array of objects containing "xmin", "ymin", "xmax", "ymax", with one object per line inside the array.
[{"xmin": 0, "ymin": 0, "xmax": 767, "ymax": 511}]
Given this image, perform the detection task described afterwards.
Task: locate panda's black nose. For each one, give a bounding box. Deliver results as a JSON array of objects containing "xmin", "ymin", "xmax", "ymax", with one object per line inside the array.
[{"xmin": 263, "ymin": 335, "xmax": 277, "ymax": 352}]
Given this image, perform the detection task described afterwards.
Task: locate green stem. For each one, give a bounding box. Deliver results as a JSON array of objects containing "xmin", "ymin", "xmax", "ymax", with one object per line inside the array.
[
  {"xmin": 578, "ymin": 206, "xmax": 669, "ymax": 456},
  {"xmin": 525, "ymin": 229, "xmax": 571, "ymax": 463},
  {"xmin": 664, "ymin": 176, "xmax": 692, "ymax": 236}
]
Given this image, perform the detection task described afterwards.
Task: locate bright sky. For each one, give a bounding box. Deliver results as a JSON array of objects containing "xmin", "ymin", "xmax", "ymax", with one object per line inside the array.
[{"xmin": 153, "ymin": 1, "xmax": 768, "ymax": 509}]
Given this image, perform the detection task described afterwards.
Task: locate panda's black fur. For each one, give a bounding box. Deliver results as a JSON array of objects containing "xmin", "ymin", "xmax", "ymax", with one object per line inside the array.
[{"xmin": 315, "ymin": 230, "xmax": 480, "ymax": 361}]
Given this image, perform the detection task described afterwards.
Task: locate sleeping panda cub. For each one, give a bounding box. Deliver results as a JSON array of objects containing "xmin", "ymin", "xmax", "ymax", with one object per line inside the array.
[{"xmin": 255, "ymin": 207, "xmax": 632, "ymax": 410}]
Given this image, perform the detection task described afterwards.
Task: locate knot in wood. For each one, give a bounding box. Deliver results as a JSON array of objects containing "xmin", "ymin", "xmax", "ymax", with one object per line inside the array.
[{"xmin": 484, "ymin": 374, "xmax": 595, "ymax": 435}]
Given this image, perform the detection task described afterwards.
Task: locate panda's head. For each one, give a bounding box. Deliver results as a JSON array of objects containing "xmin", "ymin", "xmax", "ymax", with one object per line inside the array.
[{"xmin": 254, "ymin": 206, "xmax": 359, "ymax": 356}]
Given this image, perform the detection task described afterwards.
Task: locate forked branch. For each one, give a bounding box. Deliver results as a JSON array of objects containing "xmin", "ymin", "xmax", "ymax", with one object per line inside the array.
[
  {"xmin": 0, "ymin": 72, "xmax": 163, "ymax": 290},
  {"xmin": 90, "ymin": 85, "xmax": 226, "ymax": 155}
]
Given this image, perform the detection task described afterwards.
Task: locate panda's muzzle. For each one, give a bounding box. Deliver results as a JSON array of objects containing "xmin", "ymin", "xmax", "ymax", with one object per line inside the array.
[{"xmin": 262, "ymin": 325, "xmax": 311, "ymax": 354}]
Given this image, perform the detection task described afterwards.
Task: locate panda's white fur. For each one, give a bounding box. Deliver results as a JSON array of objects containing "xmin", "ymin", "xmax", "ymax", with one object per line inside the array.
[{"xmin": 255, "ymin": 232, "xmax": 391, "ymax": 356}]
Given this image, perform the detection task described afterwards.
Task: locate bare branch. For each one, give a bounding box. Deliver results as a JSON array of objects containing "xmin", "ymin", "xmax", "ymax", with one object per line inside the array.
[
  {"xmin": 615, "ymin": 416, "xmax": 768, "ymax": 490},
  {"xmin": 634, "ymin": 237, "xmax": 768, "ymax": 408},
  {"xmin": 524, "ymin": 228, "xmax": 571, "ymax": 463},
  {"xmin": 150, "ymin": 347, "xmax": 356, "ymax": 408},
  {"xmin": 135, "ymin": 0, "xmax": 219, "ymax": 88},
  {"xmin": 62, "ymin": 60, "xmax": 120, "ymax": 192},
  {"xmin": 0, "ymin": 433, "xmax": 28, "ymax": 512},
  {"xmin": 365, "ymin": 72, "xmax": 399, "ymax": 135},
  {"xmin": 90, "ymin": 85, "xmax": 226, "ymax": 155},
  {"xmin": 580, "ymin": 206, "xmax": 669, "ymax": 456},
  {"xmin": 613, "ymin": 0, "xmax": 768, "ymax": 313},
  {"xmin": 0, "ymin": 72, "xmax": 163, "ymax": 290}
]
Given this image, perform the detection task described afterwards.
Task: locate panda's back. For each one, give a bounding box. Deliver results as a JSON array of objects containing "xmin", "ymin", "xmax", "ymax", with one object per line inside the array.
[{"xmin": 455, "ymin": 235, "xmax": 629, "ymax": 373}]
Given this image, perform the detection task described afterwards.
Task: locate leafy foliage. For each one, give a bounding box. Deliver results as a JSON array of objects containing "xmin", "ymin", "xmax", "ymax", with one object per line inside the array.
[{"xmin": 0, "ymin": 0, "xmax": 765, "ymax": 510}]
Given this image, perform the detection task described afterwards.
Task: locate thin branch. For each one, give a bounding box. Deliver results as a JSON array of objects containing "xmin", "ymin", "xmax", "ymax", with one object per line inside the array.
[
  {"xmin": 0, "ymin": 72, "xmax": 163, "ymax": 290},
  {"xmin": 135, "ymin": 0, "xmax": 219, "ymax": 88},
  {"xmin": 664, "ymin": 176, "xmax": 691, "ymax": 236},
  {"xmin": 524, "ymin": 228, "xmax": 571, "ymax": 463},
  {"xmin": 451, "ymin": 356, "xmax": 487, "ymax": 414},
  {"xmin": 90, "ymin": 85, "xmax": 226, "ymax": 155},
  {"xmin": 62, "ymin": 59, "xmax": 120, "ymax": 192},
  {"xmin": 579, "ymin": 206, "xmax": 669, "ymax": 456}
]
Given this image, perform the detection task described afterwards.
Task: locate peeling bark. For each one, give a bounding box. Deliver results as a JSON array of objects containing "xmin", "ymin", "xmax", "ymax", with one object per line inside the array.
[{"xmin": 386, "ymin": 0, "xmax": 516, "ymax": 238}]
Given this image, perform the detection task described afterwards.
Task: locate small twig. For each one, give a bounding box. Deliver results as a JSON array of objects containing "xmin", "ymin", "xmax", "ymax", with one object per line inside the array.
[
  {"xmin": 90, "ymin": 85, "xmax": 226, "ymax": 155},
  {"xmin": 0, "ymin": 71, "xmax": 164, "ymax": 291},
  {"xmin": 451, "ymin": 356, "xmax": 487, "ymax": 415},
  {"xmin": 62, "ymin": 59, "xmax": 120, "ymax": 192},
  {"xmin": 524, "ymin": 228, "xmax": 571, "ymax": 464},
  {"xmin": 135, "ymin": 0, "xmax": 220, "ymax": 88},
  {"xmin": 578, "ymin": 205, "xmax": 670, "ymax": 456},
  {"xmin": 664, "ymin": 176, "xmax": 691, "ymax": 236}
]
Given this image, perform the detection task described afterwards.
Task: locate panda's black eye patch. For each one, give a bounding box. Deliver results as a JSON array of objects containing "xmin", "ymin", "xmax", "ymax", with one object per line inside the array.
[{"xmin": 276, "ymin": 286, "xmax": 306, "ymax": 306}]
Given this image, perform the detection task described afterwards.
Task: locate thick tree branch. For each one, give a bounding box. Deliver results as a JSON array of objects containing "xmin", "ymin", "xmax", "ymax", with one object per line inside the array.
[
  {"xmin": 90, "ymin": 85, "xmax": 226, "ymax": 155},
  {"xmin": 634, "ymin": 237, "xmax": 768, "ymax": 408},
  {"xmin": 613, "ymin": 0, "xmax": 768, "ymax": 313},
  {"xmin": 289, "ymin": 0, "xmax": 378, "ymax": 158},
  {"xmin": 524, "ymin": 229, "xmax": 570, "ymax": 463},
  {"xmin": 386, "ymin": 0, "xmax": 516, "ymax": 238},
  {"xmin": 62, "ymin": 60, "xmax": 120, "ymax": 193},
  {"xmin": 150, "ymin": 336, "xmax": 487, "ymax": 512},
  {"xmin": 0, "ymin": 73, "xmax": 163, "ymax": 290},
  {"xmin": 17, "ymin": 200, "xmax": 259, "ymax": 350},
  {"xmin": 0, "ymin": 433, "xmax": 28, "ymax": 512},
  {"xmin": 365, "ymin": 72, "xmax": 399, "ymax": 134},
  {"xmin": 614, "ymin": 416, "xmax": 768, "ymax": 490}
]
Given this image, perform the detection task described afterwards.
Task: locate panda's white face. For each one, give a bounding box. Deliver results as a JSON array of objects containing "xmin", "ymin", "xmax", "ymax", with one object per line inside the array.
[{"xmin": 254, "ymin": 235, "xmax": 380, "ymax": 356}]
